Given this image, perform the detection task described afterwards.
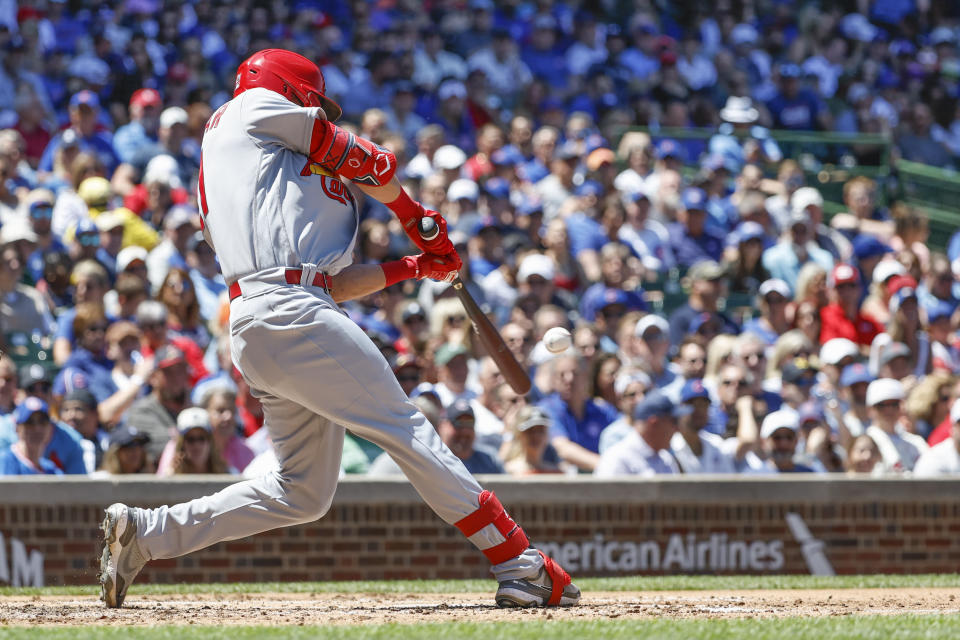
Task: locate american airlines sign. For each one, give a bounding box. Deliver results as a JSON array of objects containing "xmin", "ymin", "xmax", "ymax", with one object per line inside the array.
[{"xmin": 537, "ymin": 513, "xmax": 834, "ymax": 575}]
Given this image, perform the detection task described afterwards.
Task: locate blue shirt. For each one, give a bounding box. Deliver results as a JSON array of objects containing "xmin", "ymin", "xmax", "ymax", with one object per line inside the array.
[
  {"xmin": 112, "ymin": 120, "xmax": 163, "ymax": 167},
  {"xmin": 53, "ymin": 347, "xmax": 118, "ymax": 403},
  {"xmin": 27, "ymin": 238, "xmax": 68, "ymax": 284},
  {"xmin": 766, "ymin": 90, "xmax": 824, "ymax": 130},
  {"xmin": 667, "ymin": 223, "xmax": 724, "ymax": 269},
  {"xmin": 462, "ymin": 446, "xmax": 505, "ymax": 475},
  {"xmin": 0, "ymin": 417, "xmax": 85, "ymax": 474},
  {"xmin": 566, "ymin": 213, "xmax": 610, "ymax": 257},
  {"xmin": 39, "ymin": 129, "xmax": 120, "ymax": 174},
  {"xmin": 538, "ymin": 393, "xmax": 620, "ymax": 454},
  {"xmin": 0, "ymin": 447, "xmax": 62, "ymax": 475}
]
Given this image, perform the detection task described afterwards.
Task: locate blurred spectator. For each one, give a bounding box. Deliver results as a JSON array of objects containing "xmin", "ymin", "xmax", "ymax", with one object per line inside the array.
[
  {"xmin": 668, "ymin": 260, "xmax": 737, "ymax": 345},
  {"xmin": 0, "ymin": 397, "xmax": 61, "ymax": 475},
  {"xmin": 864, "ymin": 378, "xmax": 928, "ymax": 472},
  {"xmin": 59, "ymin": 388, "xmax": 108, "ymax": 473},
  {"xmin": 668, "ymin": 188, "xmax": 724, "ymax": 269},
  {"xmin": 503, "ymin": 406, "xmax": 564, "ymax": 476},
  {"xmin": 913, "ymin": 399, "xmax": 960, "ymax": 476},
  {"xmin": 670, "ymin": 379, "xmax": 737, "ymax": 473},
  {"xmin": 112, "ymin": 88, "xmax": 163, "ymax": 167},
  {"xmin": 595, "ymin": 391, "xmax": 684, "ymax": 477},
  {"xmin": 0, "ymin": 239, "xmax": 55, "ymax": 344},
  {"xmin": 202, "ymin": 385, "xmax": 255, "ymax": 475},
  {"xmin": 904, "ymin": 372, "xmax": 954, "ymax": 440},
  {"xmin": 539, "ymin": 354, "xmax": 619, "ymax": 471},
  {"xmin": 95, "ymin": 425, "xmax": 153, "ymax": 475},
  {"xmin": 158, "ymin": 266, "xmax": 211, "ymax": 350},
  {"xmin": 845, "ymin": 434, "xmax": 884, "ymax": 475},
  {"xmin": 38, "ymin": 91, "xmax": 119, "ymax": 175},
  {"xmin": 437, "ymin": 399, "xmax": 503, "ymax": 475},
  {"xmin": 819, "ymin": 264, "xmax": 883, "ymax": 347},
  {"xmin": 146, "ymin": 205, "xmax": 195, "ymax": 294},
  {"xmin": 158, "ymin": 407, "xmax": 229, "ymax": 476},
  {"xmin": 754, "ymin": 409, "xmax": 815, "ymax": 473},
  {"xmin": 125, "ymin": 344, "xmax": 191, "ymax": 459},
  {"xmin": 762, "ymin": 213, "xmax": 835, "ymax": 290},
  {"xmin": 432, "ymin": 343, "xmax": 475, "ymax": 407}
]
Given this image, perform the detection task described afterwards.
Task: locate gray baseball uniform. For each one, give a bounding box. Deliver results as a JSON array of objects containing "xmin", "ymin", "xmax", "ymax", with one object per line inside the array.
[{"xmin": 132, "ymin": 88, "xmax": 541, "ymax": 581}]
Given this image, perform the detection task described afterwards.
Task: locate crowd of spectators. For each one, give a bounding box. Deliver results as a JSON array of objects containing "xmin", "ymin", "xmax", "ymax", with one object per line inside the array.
[{"xmin": 2, "ymin": 1, "xmax": 960, "ymax": 479}]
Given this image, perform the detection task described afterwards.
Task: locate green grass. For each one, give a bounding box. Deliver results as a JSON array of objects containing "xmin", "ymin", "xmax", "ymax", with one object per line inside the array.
[
  {"xmin": 3, "ymin": 573, "xmax": 960, "ymax": 597},
  {"xmin": 4, "ymin": 616, "xmax": 960, "ymax": 640}
]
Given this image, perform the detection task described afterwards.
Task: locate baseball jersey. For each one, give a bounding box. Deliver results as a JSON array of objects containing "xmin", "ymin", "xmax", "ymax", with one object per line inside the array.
[{"xmin": 197, "ymin": 88, "xmax": 358, "ymax": 283}]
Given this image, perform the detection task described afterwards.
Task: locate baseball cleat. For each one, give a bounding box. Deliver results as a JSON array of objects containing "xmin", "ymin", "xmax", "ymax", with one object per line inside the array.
[
  {"xmin": 99, "ymin": 503, "xmax": 147, "ymax": 608},
  {"xmin": 495, "ymin": 566, "xmax": 581, "ymax": 608}
]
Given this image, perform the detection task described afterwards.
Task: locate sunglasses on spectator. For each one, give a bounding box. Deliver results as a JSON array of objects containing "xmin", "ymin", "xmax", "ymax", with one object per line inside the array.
[
  {"xmin": 397, "ymin": 373, "xmax": 420, "ymax": 383},
  {"xmin": 30, "ymin": 205, "xmax": 53, "ymax": 219},
  {"xmin": 78, "ymin": 234, "xmax": 100, "ymax": 247},
  {"xmin": 721, "ymin": 379, "xmax": 746, "ymax": 388},
  {"xmin": 184, "ymin": 434, "xmax": 209, "ymax": 445},
  {"xmin": 771, "ymin": 432, "xmax": 796, "ymax": 442},
  {"xmin": 875, "ymin": 400, "xmax": 900, "ymax": 410},
  {"xmin": 86, "ymin": 324, "xmax": 109, "ymax": 333},
  {"xmin": 403, "ymin": 315, "xmax": 426, "ymax": 325},
  {"xmin": 446, "ymin": 315, "xmax": 466, "ymax": 325}
]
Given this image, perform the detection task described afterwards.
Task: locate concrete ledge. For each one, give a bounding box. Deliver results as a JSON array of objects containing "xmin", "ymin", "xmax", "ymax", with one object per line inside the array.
[{"xmin": 3, "ymin": 475, "xmax": 960, "ymax": 506}]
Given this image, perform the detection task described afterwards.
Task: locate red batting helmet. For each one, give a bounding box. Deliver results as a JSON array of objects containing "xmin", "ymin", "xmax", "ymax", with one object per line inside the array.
[{"xmin": 234, "ymin": 49, "xmax": 342, "ymax": 121}]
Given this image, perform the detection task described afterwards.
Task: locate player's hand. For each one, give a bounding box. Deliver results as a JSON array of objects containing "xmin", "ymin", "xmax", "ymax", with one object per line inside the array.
[
  {"xmin": 414, "ymin": 210, "xmax": 455, "ymax": 256},
  {"xmin": 408, "ymin": 252, "xmax": 461, "ymax": 283}
]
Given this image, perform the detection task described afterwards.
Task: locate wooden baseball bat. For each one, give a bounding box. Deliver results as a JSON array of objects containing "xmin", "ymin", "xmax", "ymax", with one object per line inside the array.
[{"xmin": 418, "ymin": 218, "xmax": 532, "ymax": 395}]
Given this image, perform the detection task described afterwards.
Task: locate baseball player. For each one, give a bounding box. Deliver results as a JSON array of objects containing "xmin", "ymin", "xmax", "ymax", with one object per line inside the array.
[{"xmin": 99, "ymin": 49, "xmax": 579, "ymax": 609}]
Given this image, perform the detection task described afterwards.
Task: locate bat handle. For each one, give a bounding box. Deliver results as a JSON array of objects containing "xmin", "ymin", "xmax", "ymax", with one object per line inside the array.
[{"xmin": 418, "ymin": 217, "xmax": 439, "ymax": 241}]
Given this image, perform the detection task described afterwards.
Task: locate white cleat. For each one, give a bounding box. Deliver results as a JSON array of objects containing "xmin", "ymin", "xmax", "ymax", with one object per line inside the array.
[
  {"xmin": 99, "ymin": 503, "xmax": 147, "ymax": 608},
  {"xmin": 495, "ymin": 566, "xmax": 581, "ymax": 608}
]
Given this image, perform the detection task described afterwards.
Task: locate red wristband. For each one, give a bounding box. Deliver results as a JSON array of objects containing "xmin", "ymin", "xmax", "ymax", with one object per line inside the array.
[
  {"xmin": 381, "ymin": 257, "xmax": 417, "ymax": 287},
  {"xmin": 385, "ymin": 189, "xmax": 423, "ymax": 231}
]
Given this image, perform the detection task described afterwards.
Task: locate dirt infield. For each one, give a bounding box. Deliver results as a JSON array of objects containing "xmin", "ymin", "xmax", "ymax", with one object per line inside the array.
[{"xmin": 1, "ymin": 588, "xmax": 958, "ymax": 626}]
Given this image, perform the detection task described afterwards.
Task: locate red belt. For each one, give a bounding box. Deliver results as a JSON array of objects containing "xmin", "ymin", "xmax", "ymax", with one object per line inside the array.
[{"xmin": 228, "ymin": 269, "xmax": 333, "ymax": 301}]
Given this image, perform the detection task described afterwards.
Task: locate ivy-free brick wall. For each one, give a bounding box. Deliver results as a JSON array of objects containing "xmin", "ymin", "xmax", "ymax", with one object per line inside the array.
[{"xmin": 1, "ymin": 476, "xmax": 959, "ymax": 586}]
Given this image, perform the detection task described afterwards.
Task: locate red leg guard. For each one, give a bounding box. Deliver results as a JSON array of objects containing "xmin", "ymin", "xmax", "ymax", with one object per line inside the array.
[
  {"xmin": 538, "ymin": 551, "xmax": 572, "ymax": 605},
  {"xmin": 454, "ymin": 490, "xmax": 530, "ymax": 565}
]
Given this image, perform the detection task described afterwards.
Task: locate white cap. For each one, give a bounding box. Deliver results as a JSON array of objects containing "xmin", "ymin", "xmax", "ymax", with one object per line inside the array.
[
  {"xmin": 950, "ymin": 398, "xmax": 960, "ymax": 424},
  {"xmin": 116, "ymin": 245, "xmax": 148, "ymax": 272},
  {"xmin": 177, "ymin": 406, "xmax": 211, "ymax": 434},
  {"xmin": 517, "ymin": 253, "xmax": 555, "ymax": 282},
  {"xmin": 819, "ymin": 337, "xmax": 859, "ymax": 366},
  {"xmin": 433, "ymin": 145, "xmax": 467, "ymax": 170},
  {"xmin": 163, "ymin": 205, "xmax": 195, "ymax": 231},
  {"xmin": 143, "ymin": 154, "xmax": 183, "ymax": 189},
  {"xmin": 0, "ymin": 217, "xmax": 38, "ymax": 244},
  {"xmin": 760, "ymin": 408, "xmax": 800, "ymax": 439},
  {"xmin": 791, "ymin": 187, "xmax": 824, "ymax": 214},
  {"xmin": 872, "ymin": 259, "xmax": 907, "ymax": 285},
  {"xmin": 634, "ymin": 314, "xmax": 669, "ymax": 338},
  {"xmin": 613, "ymin": 370, "xmax": 651, "ymax": 396},
  {"xmin": 159, "ymin": 106, "xmax": 188, "ymax": 129},
  {"xmin": 866, "ymin": 378, "xmax": 905, "ymax": 407},
  {"xmin": 437, "ymin": 80, "xmax": 467, "ymax": 101},
  {"xmin": 447, "ymin": 179, "xmax": 479, "ymax": 202},
  {"xmin": 758, "ymin": 278, "xmax": 791, "ymax": 299}
]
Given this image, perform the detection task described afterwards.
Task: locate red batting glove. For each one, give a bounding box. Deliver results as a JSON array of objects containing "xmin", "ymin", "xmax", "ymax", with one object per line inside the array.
[{"xmin": 385, "ymin": 190, "xmax": 455, "ymax": 256}]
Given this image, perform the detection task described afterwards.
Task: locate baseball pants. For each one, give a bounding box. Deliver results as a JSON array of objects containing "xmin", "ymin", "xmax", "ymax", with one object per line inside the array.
[{"xmin": 134, "ymin": 281, "xmax": 542, "ymax": 581}]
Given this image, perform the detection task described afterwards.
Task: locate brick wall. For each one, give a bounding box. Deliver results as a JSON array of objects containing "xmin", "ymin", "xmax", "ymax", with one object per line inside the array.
[{"xmin": 1, "ymin": 477, "xmax": 959, "ymax": 586}]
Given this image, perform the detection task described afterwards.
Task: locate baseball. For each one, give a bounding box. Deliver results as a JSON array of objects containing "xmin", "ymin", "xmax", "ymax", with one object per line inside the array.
[{"xmin": 543, "ymin": 327, "xmax": 573, "ymax": 353}]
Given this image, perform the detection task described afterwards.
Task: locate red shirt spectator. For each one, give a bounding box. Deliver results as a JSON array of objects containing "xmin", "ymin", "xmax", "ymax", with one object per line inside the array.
[{"xmin": 819, "ymin": 264, "xmax": 883, "ymax": 346}]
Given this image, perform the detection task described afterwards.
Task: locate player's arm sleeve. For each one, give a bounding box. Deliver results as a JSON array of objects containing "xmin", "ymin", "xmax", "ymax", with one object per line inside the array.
[
  {"xmin": 307, "ymin": 118, "xmax": 397, "ymax": 187},
  {"xmin": 242, "ymin": 90, "xmax": 321, "ymax": 155}
]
